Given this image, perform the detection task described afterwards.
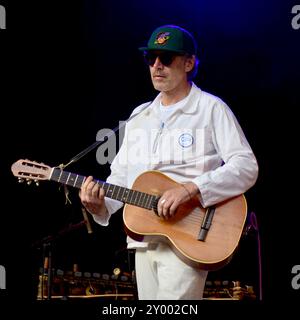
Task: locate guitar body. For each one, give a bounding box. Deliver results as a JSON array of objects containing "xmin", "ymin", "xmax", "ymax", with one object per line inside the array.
[{"xmin": 123, "ymin": 171, "xmax": 247, "ymax": 270}]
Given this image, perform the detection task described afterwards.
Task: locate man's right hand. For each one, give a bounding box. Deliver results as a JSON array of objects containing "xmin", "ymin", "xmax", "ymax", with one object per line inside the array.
[{"xmin": 79, "ymin": 176, "xmax": 108, "ymax": 217}]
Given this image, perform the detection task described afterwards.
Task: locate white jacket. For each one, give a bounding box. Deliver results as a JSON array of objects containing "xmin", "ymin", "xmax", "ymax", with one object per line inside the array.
[{"xmin": 93, "ymin": 84, "xmax": 258, "ymax": 246}]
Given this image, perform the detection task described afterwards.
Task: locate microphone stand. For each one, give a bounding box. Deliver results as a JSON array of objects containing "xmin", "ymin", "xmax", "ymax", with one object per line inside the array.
[{"xmin": 243, "ymin": 211, "xmax": 262, "ymax": 301}]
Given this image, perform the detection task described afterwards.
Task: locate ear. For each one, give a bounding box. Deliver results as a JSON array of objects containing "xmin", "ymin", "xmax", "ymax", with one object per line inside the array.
[{"xmin": 184, "ymin": 55, "xmax": 195, "ymax": 73}]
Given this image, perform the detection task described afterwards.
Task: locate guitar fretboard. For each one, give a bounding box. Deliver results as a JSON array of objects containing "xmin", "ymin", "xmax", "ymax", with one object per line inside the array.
[{"xmin": 50, "ymin": 168, "xmax": 158, "ymax": 211}]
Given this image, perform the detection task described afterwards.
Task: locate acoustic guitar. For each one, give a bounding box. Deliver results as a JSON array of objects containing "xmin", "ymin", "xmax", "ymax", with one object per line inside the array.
[{"xmin": 11, "ymin": 159, "xmax": 247, "ymax": 270}]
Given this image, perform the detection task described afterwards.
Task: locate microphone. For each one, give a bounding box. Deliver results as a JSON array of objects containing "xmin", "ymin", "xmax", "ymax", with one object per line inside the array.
[{"xmin": 81, "ymin": 207, "xmax": 93, "ymax": 234}]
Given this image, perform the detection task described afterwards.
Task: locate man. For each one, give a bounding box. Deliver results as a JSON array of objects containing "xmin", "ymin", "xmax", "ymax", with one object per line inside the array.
[{"xmin": 80, "ymin": 25, "xmax": 258, "ymax": 300}]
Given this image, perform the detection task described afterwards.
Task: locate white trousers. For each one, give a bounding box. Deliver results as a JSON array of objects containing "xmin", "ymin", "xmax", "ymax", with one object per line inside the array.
[{"xmin": 135, "ymin": 242, "xmax": 208, "ymax": 300}]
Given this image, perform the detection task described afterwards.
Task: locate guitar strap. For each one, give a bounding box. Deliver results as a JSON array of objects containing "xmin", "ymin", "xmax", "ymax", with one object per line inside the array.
[{"xmin": 59, "ymin": 100, "xmax": 153, "ymax": 170}]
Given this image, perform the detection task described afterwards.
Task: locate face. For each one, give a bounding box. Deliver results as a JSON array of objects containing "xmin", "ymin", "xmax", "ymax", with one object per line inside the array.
[{"xmin": 145, "ymin": 51, "xmax": 195, "ymax": 94}]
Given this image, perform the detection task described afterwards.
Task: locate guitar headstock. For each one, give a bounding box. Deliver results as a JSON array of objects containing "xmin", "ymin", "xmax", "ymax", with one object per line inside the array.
[{"xmin": 11, "ymin": 159, "xmax": 52, "ymax": 185}]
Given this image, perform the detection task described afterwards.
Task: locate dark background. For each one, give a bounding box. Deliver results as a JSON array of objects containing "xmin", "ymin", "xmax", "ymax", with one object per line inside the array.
[{"xmin": 0, "ymin": 0, "xmax": 299, "ymax": 316}]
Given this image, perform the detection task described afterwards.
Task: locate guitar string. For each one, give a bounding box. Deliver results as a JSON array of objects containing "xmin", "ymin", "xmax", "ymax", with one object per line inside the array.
[{"xmin": 53, "ymin": 169, "xmax": 207, "ymax": 223}]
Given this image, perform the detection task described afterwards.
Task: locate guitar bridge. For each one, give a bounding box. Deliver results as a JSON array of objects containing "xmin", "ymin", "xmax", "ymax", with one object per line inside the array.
[{"xmin": 198, "ymin": 206, "xmax": 215, "ymax": 241}]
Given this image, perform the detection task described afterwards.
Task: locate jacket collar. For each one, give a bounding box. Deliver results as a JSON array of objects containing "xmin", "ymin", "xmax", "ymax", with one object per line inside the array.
[{"xmin": 149, "ymin": 82, "xmax": 201, "ymax": 116}]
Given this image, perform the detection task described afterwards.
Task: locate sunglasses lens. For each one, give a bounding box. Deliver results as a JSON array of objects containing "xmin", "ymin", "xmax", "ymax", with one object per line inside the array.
[
  {"xmin": 144, "ymin": 52, "xmax": 176, "ymax": 66},
  {"xmin": 160, "ymin": 53, "xmax": 174, "ymax": 66},
  {"xmin": 144, "ymin": 52, "xmax": 156, "ymax": 66}
]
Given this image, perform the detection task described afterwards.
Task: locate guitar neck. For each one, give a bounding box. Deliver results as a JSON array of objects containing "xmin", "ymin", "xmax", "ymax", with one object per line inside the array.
[{"xmin": 50, "ymin": 167, "xmax": 157, "ymax": 210}]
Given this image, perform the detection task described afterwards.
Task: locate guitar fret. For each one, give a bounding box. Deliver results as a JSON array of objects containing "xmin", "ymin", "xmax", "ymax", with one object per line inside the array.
[
  {"xmin": 61, "ymin": 171, "xmax": 69, "ymax": 184},
  {"xmin": 57, "ymin": 170, "xmax": 63, "ymax": 183},
  {"xmin": 136, "ymin": 191, "xmax": 141, "ymax": 205},
  {"xmin": 65, "ymin": 172, "xmax": 71, "ymax": 185},
  {"xmin": 106, "ymin": 184, "xmax": 113, "ymax": 197},
  {"xmin": 145, "ymin": 194, "xmax": 151, "ymax": 209},
  {"xmin": 114, "ymin": 186, "xmax": 120, "ymax": 201},
  {"xmin": 119, "ymin": 187, "xmax": 125, "ymax": 201},
  {"xmin": 140, "ymin": 192, "xmax": 146, "ymax": 207},
  {"xmin": 105, "ymin": 183, "xmax": 111, "ymax": 193},
  {"xmin": 135, "ymin": 191, "xmax": 140, "ymax": 206},
  {"xmin": 75, "ymin": 175, "xmax": 85, "ymax": 188},
  {"xmin": 122, "ymin": 189, "xmax": 130, "ymax": 202},
  {"xmin": 100, "ymin": 183, "xmax": 106, "ymax": 191},
  {"xmin": 127, "ymin": 189, "xmax": 134, "ymax": 204},
  {"xmin": 151, "ymin": 196, "xmax": 158, "ymax": 210},
  {"xmin": 120, "ymin": 187, "xmax": 126, "ymax": 201},
  {"xmin": 144, "ymin": 193, "xmax": 149, "ymax": 208},
  {"xmin": 119, "ymin": 188, "xmax": 124, "ymax": 202},
  {"xmin": 111, "ymin": 184, "xmax": 117, "ymax": 199},
  {"xmin": 132, "ymin": 190, "xmax": 138, "ymax": 205},
  {"xmin": 145, "ymin": 194, "xmax": 152, "ymax": 210},
  {"xmin": 73, "ymin": 174, "xmax": 79, "ymax": 187},
  {"xmin": 67, "ymin": 173, "xmax": 76, "ymax": 186},
  {"xmin": 137, "ymin": 192, "xmax": 143, "ymax": 206},
  {"xmin": 96, "ymin": 180, "xmax": 105, "ymax": 190},
  {"xmin": 139, "ymin": 192, "xmax": 145, "ymax": 206}
]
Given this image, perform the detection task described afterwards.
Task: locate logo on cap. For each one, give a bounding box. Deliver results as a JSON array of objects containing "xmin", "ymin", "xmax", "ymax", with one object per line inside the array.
[{"xmin": 154, "ymin": 32, "xmax": 170, "ymax": 45}]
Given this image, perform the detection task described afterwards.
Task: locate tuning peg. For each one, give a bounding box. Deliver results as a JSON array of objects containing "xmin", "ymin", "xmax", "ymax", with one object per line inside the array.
[
  {"xmin": 34, "ymin": 180, "xmax": 40, "ymax": 186},
  {"xmin": 18, "ymin": 178, "xmax": 25, "ymax": 183},
  {"xmin": 26, "ymin": 179, "xmax": 32, "ymax": 185}
]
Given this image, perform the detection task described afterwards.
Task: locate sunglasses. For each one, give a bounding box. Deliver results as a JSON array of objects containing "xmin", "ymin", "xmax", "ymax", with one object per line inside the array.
[{"xmin": 143, "ymin": 51, "xmax": 183, "ymax": 66}]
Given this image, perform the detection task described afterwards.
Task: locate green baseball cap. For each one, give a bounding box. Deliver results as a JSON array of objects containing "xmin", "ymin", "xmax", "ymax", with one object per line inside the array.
[{"xmin": 139, "ymin": 25, "xmax": 197, "ymax": 55}]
